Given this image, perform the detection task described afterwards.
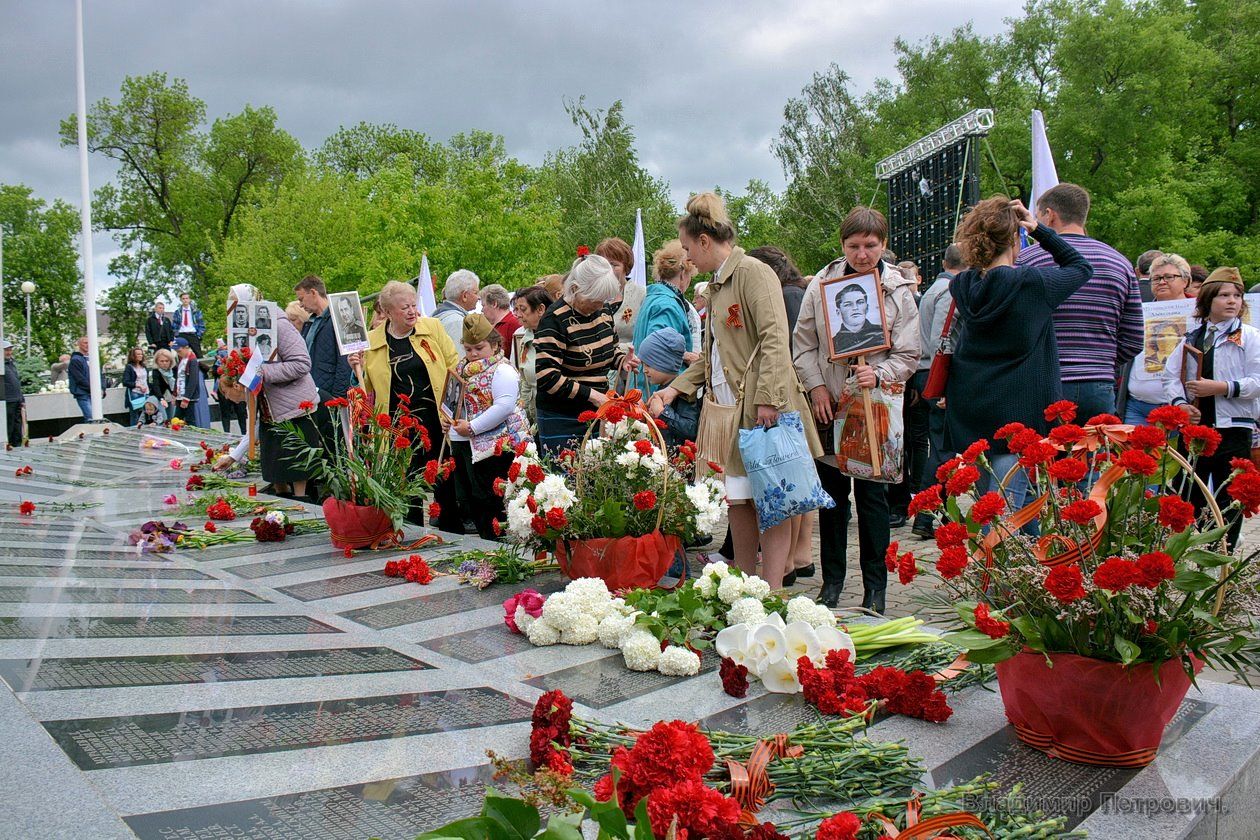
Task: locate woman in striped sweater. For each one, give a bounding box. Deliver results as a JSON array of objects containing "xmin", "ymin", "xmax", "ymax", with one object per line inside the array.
[{"xmin": 533, "ymin": 254, "xmax": 633, "ymax": 456}]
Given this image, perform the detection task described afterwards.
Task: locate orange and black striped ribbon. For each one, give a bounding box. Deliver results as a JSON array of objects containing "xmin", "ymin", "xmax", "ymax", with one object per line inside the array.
[
  {"xmin": 726, "ymin": 733, "xmax": 804, "ymax": 814},
  {"xmin": 1011, "ymin": 723, "xmax": 1157, "ymax": 767}
]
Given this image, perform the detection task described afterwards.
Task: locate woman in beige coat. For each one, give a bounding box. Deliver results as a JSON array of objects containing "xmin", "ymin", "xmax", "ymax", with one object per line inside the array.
[{"xmin": 650, "ymin": 193, "xmax": 822, "ymax": 588}]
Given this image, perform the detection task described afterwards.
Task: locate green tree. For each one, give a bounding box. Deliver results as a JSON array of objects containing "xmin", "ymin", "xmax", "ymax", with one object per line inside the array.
[
  {"xmin": 99, "ymin": 249, "xmax": 177, "ymax": 360},
  {"xmin": 60, "ymin": 72, "xmax": 303, "ymax": 306},
  {"xmin": 0, "ymin": 184, "xmax": 83, "ymax": 364},
  {"xmin": 719, "ymin": 180, "xmax": 790, "ymax": 255}
]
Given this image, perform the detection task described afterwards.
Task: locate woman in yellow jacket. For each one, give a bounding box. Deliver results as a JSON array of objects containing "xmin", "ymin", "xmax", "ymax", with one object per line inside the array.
[{"xmin": 354, "ymin": 280, "xmax": 460, "ymax": 529}]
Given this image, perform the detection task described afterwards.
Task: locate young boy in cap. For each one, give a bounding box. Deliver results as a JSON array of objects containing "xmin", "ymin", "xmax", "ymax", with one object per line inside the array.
[
  {"xmin": 637, "ymin": 328, "xmax": 699, "ymax": 449},
  {"xmin": 448, "ymin": 313, "xmax": 530, "ymax": 540}
]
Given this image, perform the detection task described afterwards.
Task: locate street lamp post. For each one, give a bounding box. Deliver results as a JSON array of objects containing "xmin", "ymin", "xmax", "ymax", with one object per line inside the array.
[{"xmin": 20, "ymin": 281, "xmax": 35, "ymax": 354}]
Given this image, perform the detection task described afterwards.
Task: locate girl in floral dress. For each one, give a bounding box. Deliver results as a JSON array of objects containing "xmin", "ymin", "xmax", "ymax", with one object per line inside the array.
[{"xmin": 449, "ymin": 313, "xmax": 530, "ymax": 539}]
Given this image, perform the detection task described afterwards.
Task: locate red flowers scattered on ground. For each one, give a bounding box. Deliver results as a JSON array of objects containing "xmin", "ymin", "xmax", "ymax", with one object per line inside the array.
[
  {"xmin": 206, "ymin": 497, "xmax": 237, "ymax": 521},
  {"xmin": 594, "ymin": 719, "xmax": 717, "ymax": 813},
  {"xmin": 383, "ymin": 554, "xmax": 433, "ymax": 584},
  {"xmin": 529, "ymin": 689, "xmax": 574, "ymax": 775},
  {"xmin": 1044, "ymin": 564, "xmax": 1087, "ymax": 602},
  {"xmin": 815, "ymin": 812, "xmax": 863, "ymax": 840},
  {"xmin": 14, "ymin": 466, "xmax": 33, "ymax": 477},
  {"xmin": 19, "ymin": 500, "xmax": 36, "ymax": 516},
  {"xmin": 798, "ymin": 649, "xmax": 952, "ymax": 723},
  {"xmin": 633, "ymin": 490, "xmax": 657, "ymax": 511},
  {"xmin": 249, "ymin": 516, "xmax": 293, "ymax": 542},
  {"xmin": 719, "ymin": 657, "xmax": 749, "ymax": 698},
  {"xmin": 204, "ymin": 521, "xmax": 216, "ymax": 533},
  {"xmin": 646, "ymin": 778, "xmax": 742, "ymax": 839},
  {"xmin": 185, "ymin": 474, "xmax": 204, "ymax": 491}
]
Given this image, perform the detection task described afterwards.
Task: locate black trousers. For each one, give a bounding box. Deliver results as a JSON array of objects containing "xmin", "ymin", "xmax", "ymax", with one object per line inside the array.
[
  {"xmin": 1186, "ymin": 426, "xmax": 1251, "ymax": 551},
  {"xmin": 887, "ymin": 370, "xmax": 931, "ymax": 514},
  {"xmin": 5, "ymin": 403, "xmax": 21, "ymax": 446},
  {"xmin": 818, "ymin": 460, "xmax": 889, "ymax": 594},
  {"xmin": 449, "ymin": 441, "xmax": 513, "ymax": 540},
  {"xmin": 220, "ymin": 397, "xmax": 247, "ymax": 435}
]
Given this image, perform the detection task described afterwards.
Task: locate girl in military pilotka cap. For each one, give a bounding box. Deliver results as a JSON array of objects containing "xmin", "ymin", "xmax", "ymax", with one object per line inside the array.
[{"xmin": 448, "ymin": 312, "xmax": 530, "ymax": 540}]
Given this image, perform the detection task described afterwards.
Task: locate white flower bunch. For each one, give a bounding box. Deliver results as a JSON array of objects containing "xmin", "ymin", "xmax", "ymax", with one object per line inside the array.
[
  {"xmin": 726, "ymin": 597, "xmax": 768, "ymax": 627},
  {"xmin": 505, "ymin": 493, "xmax": 535, "ymax": 541},
  {"xmin": 523, "ymin": 578, "xmax": 615, "ymax": 646},
  {"xmin": 262, "ymin": 510, "xmax": 288, "ymax": 527},
  {"xmin": 614, "ymin": 441, "xmax": 668, "ymax": 472},
  {"xmin": 685, "ymin": 478, "xmax": 726, "ymax": 536},
  {"xmin": 785, "ymin": 595, "xmax": 839, "ymax": 630},
  {"xmin": 658, "ymin": 645, "xmax": 701, "ymax": 676},
  {"xmin": 620, "ymin": 628, "xmax": 661, "ymax": 671},
  {"xmin": 716, "ymin": 614, "xmax": 856, "ymax": 694},
  {"xmin": 607, "ymin": 417, "xmax": 654, "ymax": 440},
  {"xmin": 533, "ymin": 474, "xmax": 577, "ymax": 512}
]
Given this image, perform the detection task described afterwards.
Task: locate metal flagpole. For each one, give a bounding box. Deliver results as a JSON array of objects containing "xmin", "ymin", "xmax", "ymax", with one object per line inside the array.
[
  {"xmin": 75, "ymin": 0, "xmax": 103, "ymax": 421},
  {"xmin": 0, "ymin": 230, "xmax": 7, "ymax": 441}
]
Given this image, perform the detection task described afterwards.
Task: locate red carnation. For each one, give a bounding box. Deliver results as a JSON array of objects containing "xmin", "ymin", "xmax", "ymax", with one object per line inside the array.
[
  {"xmin": 884, "ymin": 541, "xmax": 900, "ymax": 572},
  {"xmin": 934, "ymin": 521, "xmax": 968, "ymax": 549},
  {"xmin": 1044, "ymin": 400, "xmax": 1078, "ymax": 423},
  {"xmin": 1119, "ymin": 449, "xmax": 1159, "ymax": 476},
  {"xmin": 961, "ymin": 439, "xmax": 990, "ymax": 463},
  {"xmin": 969, "ymin": 492, "xmax": 1006, "ymax": 525},
  {"xmin": 1047, "ymin": 457, "xmax": 1088, "ymax": 483},
  {"xmin": 1045, "ymin": 564, "xmax": 1087, "ymax": 602},
  {"xmin": 19, "ymin": 500, "xmax": 36, "ymax": 516},
  {"xmin": 1018, "ymin": 440, "xmax": 1059, "ymax": 469},
  {"xmin": 418, "ymin": 426, "xmax": 432, "ymax": 451},
  {"xmin": 974, "ymin": 603, "xmax": 1010, "ymax": 639},
  {"xmin": 526, "ymin": 463, "xmax": 545, "ymax": 484},
  {"xmin": 945, "ymin": 465, "xmax": 981, "ymax": 495},
  {"xmin": 507, "ymin": 460, "xmax": 522, "ymax": 483},
  {"xmin": 424, "ymin": 460, "xmax": 441, "ymax": 484},
  {"xmin": 1229, "ymin": 471, "xmax": 1260, "ymax": 517},
  {"xmin": 1181, "ymin": 424, "xmax": 1222, "ymax": 457},
  {"xmin": 816, "ymin": 812, "xmax": 862, "ymax": 840},
  {"xmin": 393, "ymin": 435, "xmax": 410, "ymax": 450},
  {"xmin": 633, "ymin": 439, "xmax": 654, "ymax": 456},
  {"xmin": 531, "ymin": 515, "xmax": 548, "ymax": 535},
  {"xmin": 375, "ymin": 412, "xmax": 392, "ymax": 429},
  {"xmin": 491, "ymin": 519, "xmax": 503, "ymax": 536},
  {"xmin": 1135, "ymin": 551, "xmax": 1176, "ymax": 587},
  {"xmin": 1048, "ymin": 424, "xmax": 1085, "ymax": 446},
  {"xmin": 633, "ymin": 490, "xmax": 657, "ymax": 511},
  {"xmin": 1157, "ymin": 495, "xmax": 1196, "ymax": 532},
  {"xmin": 526, "ymin": 495, "xmax": 538, "ymax": 513},
  {"xmin": 1127, "ymin": 425, "xmax": 1167, "ymax": 451},
  {"xmin": 719, "ymin": 657, "xmax": 749, "ymax": 698},
  {"xmin": 545, "ymin": 507, "xmax": 568, "ymax": 530},
  {"xmin": 203, "ymin": 521, "xmax": 216, "ymax": 533},
  {"xmin": 1061, "ymin": 498, "xmax": 1102, "ymax": 525},
  {"xmin": 492, "ymin": 477, "xmax": 507, "ymax": 497},
  {"xmin": 936, "ymin": 546, "xmax": 969, "ymax": 579},
  {"xmin": 603, "ymin": 404, "xmax": 626, "ymax": 423},
  {"xmin": 1093, "ymin": 557, "xmax": 1139, "ymax": 592},
  {"xmin": 428, "ymin": 502, "xmax": 441, "ymax": 521},
  {"xmin": 897, "ymin": 550, "xmax": 918, "ymax": 585},
  {"xmin": 576, "ymin": 245, "xmax": 590, "ymax": 257},
  {"xmin": 1148, "ymin": 404, "xmax": 1190, "ymax": 431},
  {"xmin": 907, "ymin": 484, "xmax": 944, "ymax": 516},
  {"xmin": 298, "ymin": 400, "xmax": 315, "ymax": 411},
  {"xmin": 646, "ymin": 779, "xmax": 742, "ymax": 840},
  {"xmin": 577, "ymin": 410, "xmax": 597, "ymax": 423},
  {"xmin": 994, "ymin": 422, "xmax": 1029, "ymax": 440},
  {"xmin": 442, "ymin": 458, "xmax": 456, "ymax": 479},
  {"xmin": 935, "ymin": 456, "xmax": 964, "ymax": 482}
]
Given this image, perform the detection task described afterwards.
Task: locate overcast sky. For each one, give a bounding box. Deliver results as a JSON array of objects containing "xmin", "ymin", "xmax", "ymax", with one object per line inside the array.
[{"xmin": 1, "ymin": 0, "xmax": 1023, "ymax": 288}]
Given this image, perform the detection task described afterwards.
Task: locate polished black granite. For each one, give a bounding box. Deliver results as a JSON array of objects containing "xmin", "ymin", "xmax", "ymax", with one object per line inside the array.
[
  {"xmin": 0, "ymin": 614, "xmax": 342, "ymax": 639},
  {"xmin": 0, "ymin": 563, "xmax": 213, "ymax": 580},
  {"xmin": 44, "ymin": 686, "xmax": 531, "ymax": 770},
  {"xmin": 524, "ymin": 649, "xmax": 720, "ymax": 709},
  {"xmin": 0, "ymin": 585, "xmax": 268, "ymax": 604},
  {"xmin": 420, "ymin": 624, "xmax": 538, "ymax": 663},
  {"xmin": 275, "ymin": 570, "xmax": 404, "ymax": 602},
  {"xmin": 0, "ymin": 646, "xmax": 429, "ymax": 691},
  {"xmin": 339, "ymin": 574, "xmax": 567, "ymax": 630}
]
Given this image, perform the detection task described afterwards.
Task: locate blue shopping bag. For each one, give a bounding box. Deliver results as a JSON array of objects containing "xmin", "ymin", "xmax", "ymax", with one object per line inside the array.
[{"xmin": 738, "ymin": 410, "xmax": 834, "ymax": 531}]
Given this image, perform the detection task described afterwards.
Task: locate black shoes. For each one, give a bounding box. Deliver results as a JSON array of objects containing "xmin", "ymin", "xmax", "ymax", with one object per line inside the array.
[
  {"xmin": 861, "ymin": 589, "xmax": 886, "ymax": 614},
  {"xmin": 911, "ymin": 513, "xmax": 936, "ymax": 540},
  {"xmin": 889, "ymin": 512, "xmax": 908, "ymax": 528},
  {"xmin": 782, "ymin": 570, "xmax": 798, "ymax": 588},
  {"xmin": 819, "ymin": 582, "xmax": 844, "ymax": 608},
  {"xmin": 795, "ymin": 564, "xmax": 816, "ymax": 579}
]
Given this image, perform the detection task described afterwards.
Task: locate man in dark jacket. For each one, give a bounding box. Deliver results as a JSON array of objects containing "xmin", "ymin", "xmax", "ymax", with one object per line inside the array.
[
  {"xmin": 2, "ymin": 341, "xmax": 23, "ymax": 445},
  {"xmin": 67, "ymin": 336, "xmax": 99, "ymax": 421},
  {"xmin": 295, "ymin": 275, "xmax": 353, "ymax": 462},
  {"xmin": 144, "ymin": 302, "xmax": 175, "ymax": 351}
]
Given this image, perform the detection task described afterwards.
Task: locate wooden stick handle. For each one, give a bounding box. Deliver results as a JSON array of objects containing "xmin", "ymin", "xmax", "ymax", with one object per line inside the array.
[
  {"xmin": 247, "ymin": 391, "xmax": 258, "ymax": 462},
  {"xmin": 857, "ymin": 355, "xmax": 882, "ymax": 478}
]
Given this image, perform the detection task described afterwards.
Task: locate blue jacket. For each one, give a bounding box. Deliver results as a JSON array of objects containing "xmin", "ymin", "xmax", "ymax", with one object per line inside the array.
[
  {"xmin": 68, "ymin": 351, "xmax": 90, "ymax": 397},
  {"xmin": 302, "ymin": 308, "xmax": 353, "ymax": 400},
  {"xmin": 172, "ymin": 304, "xmax": 205, "ymax": 337},
  {"xmin": 632, "ymin": 283, "xmax": 694, "ymax": 353}
]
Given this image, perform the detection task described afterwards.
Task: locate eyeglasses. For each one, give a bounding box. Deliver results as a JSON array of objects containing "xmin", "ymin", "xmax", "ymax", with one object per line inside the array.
[{"xmin": 1150, "ymin": 274, "xmax": 1184, "ymax": 284}]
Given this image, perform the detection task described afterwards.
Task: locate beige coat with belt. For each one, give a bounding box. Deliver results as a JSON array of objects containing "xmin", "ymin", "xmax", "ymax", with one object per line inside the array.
[{"xmin": 671, "ymin": 247, "xmax": 823, "ymax": 475}]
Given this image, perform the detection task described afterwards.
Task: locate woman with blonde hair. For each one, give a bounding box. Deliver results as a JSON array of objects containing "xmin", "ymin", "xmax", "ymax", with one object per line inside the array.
[
  {"xmin": 150, "ymin": 348, "xmax": 178, "ymax": 421},
  {"xmin": 649, "ymin": 192, "xmax": 822, "ymax": 589},
  {"xmin": 284, "ymin": 300, "xmax": 310, "ymax": 332},
  {"xmin": 632, "ymin": 240, "xmax": 700, "ymax": 393}
]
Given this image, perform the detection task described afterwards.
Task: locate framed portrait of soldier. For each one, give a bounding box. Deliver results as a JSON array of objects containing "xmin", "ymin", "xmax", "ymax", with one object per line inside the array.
[
  {"xmin": 231, "ymin": 305, "xmax": 249, "ymax": 329},
  {"xmin": 819, "ymin": 270, "xmax": 890, "ymax": 362},
  {"xmin": 328, "ymin": 291, "xmax": 370, "ymax": 355},
  {"xmin": 438, "ymin": 367, "xmax": 467, "ymax": 424}
]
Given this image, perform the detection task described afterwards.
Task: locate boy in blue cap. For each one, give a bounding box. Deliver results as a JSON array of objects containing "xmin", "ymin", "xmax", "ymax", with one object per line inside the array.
[{"xmin": 637, "ymin": 328, "xmax": 699, "ymax": 449}]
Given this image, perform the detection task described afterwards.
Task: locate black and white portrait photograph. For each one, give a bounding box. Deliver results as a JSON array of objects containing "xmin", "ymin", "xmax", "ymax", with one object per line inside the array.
[
  {"xmin": 254, "ymin": 332, "xmax": 273, "ymax": 360},
  {"xmin": 252, "ymin": 303, "xmax": 272, "ymax": 332},
  {"xmin": 438, "ymin": 367, "xmax": 466, "ymax": 423},
  {"xmin": 328, "ymin": 290, "xmax": 370, "ymax": 354},
  {"xmin": 231, "ymin": 305, "xmax": 248, "ymax": 329},
  {"xmin": 231, "ymin": 332, "xmax": 248, "ymax": 350},
  {"xmin": 819, "ymin": 270, "xmax": 890, "ymax": 361}
]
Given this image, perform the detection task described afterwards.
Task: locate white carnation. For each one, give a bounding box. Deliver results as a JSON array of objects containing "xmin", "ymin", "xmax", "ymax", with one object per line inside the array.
[
  {"xmin": 620, "ymin": 629, "xmax": 661, "ymax": 671},
  {"xmin": 742, "ymin": 576, "xmax": 771, "ymax": 601},
  {"xmin": 598, "ymin": 613, "xmax": 637, "ymax": 648},
  {"xmin": 526, "ymin": 618, "xmax": 561, "ymax": 646},
  {"xmin": 534, "ymin": 474, "xmax": 577, "ymax": 511},
  {"xmin": 560, "ymin": 614, "xmax": 599, "ymax": 645},
  {"xmin": 717, "ymin": 575, "xmax": 747, "ymax": 604},
  {"xmin": 506, "ymin": 494, "xmax": 534, "ymax": 541},
  {"xmin": 726, "ymin": 597, "xmax": 768, "ymax": 627},
  {"xmin": 658, "ymin": 646, "xmax": 701, "ymax": 676}
]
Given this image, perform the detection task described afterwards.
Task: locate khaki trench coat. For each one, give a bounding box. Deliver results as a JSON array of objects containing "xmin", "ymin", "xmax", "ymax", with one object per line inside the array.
[{"xmin": 671, "ymin": 247, "xmax": 823, "ymax": 475}]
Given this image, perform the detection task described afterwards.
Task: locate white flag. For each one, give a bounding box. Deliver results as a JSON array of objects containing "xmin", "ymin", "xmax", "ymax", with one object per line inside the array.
[
  {"xmin": 629, "ymin": 208, "xmax": 647, "ymax": 288},
  {"xmin": 417, "ymin": 252, "xmax": 437, "ymax": 317},
  {"xmin": 1030, "ymin": 110, "xmax": 1059, "ymax": 209}
]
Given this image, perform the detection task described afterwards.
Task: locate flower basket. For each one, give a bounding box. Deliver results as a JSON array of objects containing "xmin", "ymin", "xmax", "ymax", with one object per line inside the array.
[
  {"xmin": 995, "ymin": 650, "xmax": 1198, "ymax": 767},
  {"xmin": 323, "ymin": 497, "xmax": 395, "ymax": 549},
  {"xmin": 556, "ymin": 532, "xmax": 683, "ymax": 590}
]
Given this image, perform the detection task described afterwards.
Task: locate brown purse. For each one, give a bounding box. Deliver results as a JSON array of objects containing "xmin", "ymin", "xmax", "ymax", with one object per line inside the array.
[{"xmin": 695, "ymin": 341, "xmax": 761, "ymax": 476}]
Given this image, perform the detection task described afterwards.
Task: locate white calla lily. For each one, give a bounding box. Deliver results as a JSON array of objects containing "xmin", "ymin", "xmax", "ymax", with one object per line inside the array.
[
  {"xmin": 784, "ymin": 621, "xmax": 822, "ymax": 665},
  {"xmin": 763, "ymin": 611, "xmax": 786, "ymax": 630},
  {"xmin": 750, "ymin": 622, "xmax": 787, "ymax": 669},
  {"xmin": 760, "ymin": 657, "xmax": 802, "ymax": 693},
  {"xmin": 716, "ymin": 624, "xmax": 750, "ymax": 664},
  {"xmin": 814, "ymin": 625, "xmax": 857, "ymax": 664}
]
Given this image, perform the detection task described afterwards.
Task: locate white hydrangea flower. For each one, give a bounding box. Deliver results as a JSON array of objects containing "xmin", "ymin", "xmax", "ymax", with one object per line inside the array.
[
  {"xmin": 620, "ymin": 629, "xmax": 661, "ymax": 671},
  {"xmin": 541, "ymin": 592, "xmax": 580, "ymax": 632},
  {"xmin": 658, "ymin": 646, "xmax": 701, "ymax": 676},
  {"xmin": 514, "ymin": 605, "xmax": 536, "ymax": 634},
  {"xmin": 742, "ymin": 576, "xmax": 771, "ymax": 601},
  {"xmin": 597, "ymin": 613, "xmax": 637, "ymax": 648},
  {"xmin": 694, "ymin": 575, "xmax": 716, "ymax": 598},
  {"xmin": 702, "ymin": 560, "xmax": 731, "ymax": 579},
  {"xmin": 717, "ymin": 575, "xmax": 746, "ymax": 605},
  {"xmin": 560, "ymin": 614, "xmax": 599, "ymax": 645},
  {"xmin": 726, "ymin": 597, "xmax": 768, "ymax": 627},
  {"xmin": 786, "ymin": 596, "xmax": 819, "ymax": 625},
  {"xmin": 526, "ymin": 618, "xmax": 561, "ymax": 646}
]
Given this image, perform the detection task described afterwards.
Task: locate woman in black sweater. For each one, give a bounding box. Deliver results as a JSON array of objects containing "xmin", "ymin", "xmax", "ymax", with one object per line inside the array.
[{"xmin": 945, "ymin": 197, "xmax": 1093, "ymax": 503}]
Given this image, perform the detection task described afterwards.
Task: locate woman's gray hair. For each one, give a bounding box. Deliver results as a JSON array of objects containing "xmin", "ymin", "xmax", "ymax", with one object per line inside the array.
[
  {"xmin": 564, "ymin": 254, "xmax": 620, "ymax": 304},
  {"xmin": 378, "ymin": 280, "xmax": 417, "ymax": 312},
  {"xmin": 1150, "ymin": 253, "xmax": 1191, "ymax": 280},
  {"xmin": 444, "ymin": 269, "xmax": 480, "ymax": 301},
  {"xmin": 479, "ymin": 283, "xmax": 511, "ymax": 309},
  {"xmin": 153, "ymin": 348, "xmax": 176, "ymax": 367}
]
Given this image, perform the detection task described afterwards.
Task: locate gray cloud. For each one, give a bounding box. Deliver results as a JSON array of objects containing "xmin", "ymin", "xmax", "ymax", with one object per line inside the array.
[{"xmin": 1, "ymin": 0, "xmax": 1023, "ymax": 286}]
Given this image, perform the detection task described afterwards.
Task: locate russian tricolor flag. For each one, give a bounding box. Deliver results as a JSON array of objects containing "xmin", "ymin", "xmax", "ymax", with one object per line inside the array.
[{"xmin": 240, "ymin": 351, "xmax": 265, "ymax": 394}]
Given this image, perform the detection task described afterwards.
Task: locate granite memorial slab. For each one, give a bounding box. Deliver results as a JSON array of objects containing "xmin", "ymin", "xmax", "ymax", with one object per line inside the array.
[
  {"xmin": 930, "ymin": 699, "xmax": 1213, "ymax": 830},
  {"xmin": 44, "ymin": 686, "xmax": 532, "ymax": 770},
  {"xmin": 275, "ymin": 570, "xmax": 404, "ymax": 602},
  {"xmin": 123, "ymin": 762, "xmax": 497, "ymax": 840},
  {"xmin": 0, "ymin": 585, "xmax": 269, "ymax": 605},
  {"xmin": 699, "ymin": 692, "xmax": 825, "ymax": 736},
  {"xmin": 0, "ymin": 614, "xmax": 342, "ymax": 639},
  {"xmin": 0, "ymin": 563, "xmax": 213, "ymax": 580},
  {"xmin": 0, "ymin": 547, "xmax": 140, "ymax": 562},
  {"xmin": 339, "ymin": 574, "xmax": 567, "ymax": 630},
  {"xmin": 0, "ymin": 646, "xmax": 429, "ymax": 691},
  {"xmin": 226, "ymin": 548, "xmax": 401, "ymax": 579},
  {"xmin": 421, "ymin": 624, "xmax": 538, "ymax": 663},
  {"xmin": 524, "ymin": 649, "xmax": 720, "ymax": 709}
]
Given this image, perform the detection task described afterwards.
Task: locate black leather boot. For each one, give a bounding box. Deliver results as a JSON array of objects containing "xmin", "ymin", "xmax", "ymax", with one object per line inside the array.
[
  {"xmin": 861, "ymin": 588, "xmax": 886, "ymax": 614},
  {"xmin": 819, "ymin": 582, "xmax": 844, "ymax": 608}
]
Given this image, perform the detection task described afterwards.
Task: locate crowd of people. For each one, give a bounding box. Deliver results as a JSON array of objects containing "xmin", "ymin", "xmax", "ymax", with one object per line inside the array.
[{"xmin": 8, "ymin": 180, "xmax": 1255, "ymax": 616}]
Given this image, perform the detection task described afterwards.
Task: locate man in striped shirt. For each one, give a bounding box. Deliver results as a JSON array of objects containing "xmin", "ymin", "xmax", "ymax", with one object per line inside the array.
[{"xmin": 1017, "ymin": 183, "xmax": 1143, "ymax": 419}]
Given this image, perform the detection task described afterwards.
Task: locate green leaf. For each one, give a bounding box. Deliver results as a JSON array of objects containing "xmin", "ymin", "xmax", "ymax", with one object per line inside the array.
[
  {"xmin": 1114, "ymin": 636, "xmax": 1141, "ymax": 665},
  {"xmin": 600, "ymin": 498, "xmax": 627, "ymax": 538},
  {"xmin": 1172, "ymin": 570, "xmax": 1216, "ymax": 592},
  {"xmin": 1188, "ymin": 524, "xmax": 1231, "ymax": 548},
  {"xmin": 953, "ymin": 600, "xmax": 979, "ymax": 626},
  {"xmin": 1183, "ymin": 548, "xmax": 1234, "ymax": 569},
  {"xmin": 960, "ymin": 642, "xmax": 1017, "ymax": 664},
  {"xmin": 570, "ymin": 793, "xmax": 629, "ymax": 839},
  {"xmin": 1164, "ymin": 525, "xmax": 1193, "ymax": 560},
  {"xmin": 633, "ymin": 798, "xmax": 654, "ymax": 840},
  {"xmin": 538, "ymin": 811, "xmax": 586, "ymax": 840},
  {"xmin": 1008, "ymin": 616, "xmax": 1045, "ymax": 649},
  {"xmin": 943, "ymin": 629, "xmax": 1007, "ymax": 650},
  {"xmin": 483, "ymin": 794, "xmax": 540, "ymax": 840},
  {"xmin": 418, "ymin": 817, "xmax": 508, "ymax": 840}
]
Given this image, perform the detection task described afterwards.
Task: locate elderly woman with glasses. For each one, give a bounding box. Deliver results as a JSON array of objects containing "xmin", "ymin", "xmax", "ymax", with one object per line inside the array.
[
  {"xmin": 1118, "ymin": 253, "xmax": 1195, "ymax": 425},
  {"xmin": 350, "ymin": 280, "xmax": 460, "ymax": 528}
]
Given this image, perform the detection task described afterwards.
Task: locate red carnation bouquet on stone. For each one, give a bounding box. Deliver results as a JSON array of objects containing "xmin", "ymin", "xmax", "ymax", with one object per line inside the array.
[{"xmin": 896, "ymin": 400, "xmax": 1260, "ymax": 766}]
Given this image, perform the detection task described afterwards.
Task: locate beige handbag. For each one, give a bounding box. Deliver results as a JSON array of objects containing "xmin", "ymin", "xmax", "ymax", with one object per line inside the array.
[{"xmin": 695, "ymin": 342, "xmax": 761, "ymax": 476}]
